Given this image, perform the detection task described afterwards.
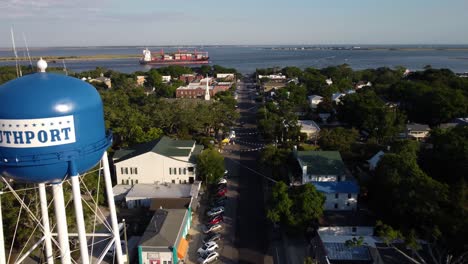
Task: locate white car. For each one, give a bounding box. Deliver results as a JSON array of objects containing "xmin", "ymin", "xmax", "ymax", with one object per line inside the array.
[
  {"xmin": 203, "ymin": 223, "xmax": 223, "ymax": 234},
  {"xmin": 198, "ymin": 251, "xmax": 219, "ymax": 264},
  {"xmin": 197, "ymin": 241, "xmax": 219, "ymax": 255},
  {"xmin": 218, "ymin": 178, "xmax": 227, "ymax": 185},
  {"xmin": 206, "ymin": 206, "xmax": 224, "ymax": 217}
]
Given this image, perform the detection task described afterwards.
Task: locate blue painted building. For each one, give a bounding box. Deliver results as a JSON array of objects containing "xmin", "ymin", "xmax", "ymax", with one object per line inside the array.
[{"xmin": 312, "ymin": 181, "xmax": 360, "ymax": 211}]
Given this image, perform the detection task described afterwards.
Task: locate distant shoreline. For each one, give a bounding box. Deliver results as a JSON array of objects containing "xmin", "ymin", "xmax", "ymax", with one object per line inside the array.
[
  {"xmin": 1, "ymin": 47, "xmax": 468, "ymax": 62},
  {"xmin": 0, "ymin": 54, "xmax": 140, "ymax": 62},
  {"xmin": 263, "ymin": 47, "xmax": 468, "ymax": 51}
]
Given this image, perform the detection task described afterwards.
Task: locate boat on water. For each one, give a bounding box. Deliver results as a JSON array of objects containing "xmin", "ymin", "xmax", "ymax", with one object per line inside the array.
[{"xmin": 139, "ymin": 48, "xmax": 209, "ymax": 65}]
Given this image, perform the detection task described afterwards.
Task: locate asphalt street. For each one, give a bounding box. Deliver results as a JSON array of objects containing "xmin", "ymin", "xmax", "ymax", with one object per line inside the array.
[{"xmin": 221, "ymin": 79, "xmax": 287, "ymax": 264}]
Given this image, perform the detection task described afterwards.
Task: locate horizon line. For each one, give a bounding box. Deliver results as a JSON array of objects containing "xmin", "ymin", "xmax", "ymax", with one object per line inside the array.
[{"xmin": 1, "ymin": 43, "xmax": 468, "ymax": 50}]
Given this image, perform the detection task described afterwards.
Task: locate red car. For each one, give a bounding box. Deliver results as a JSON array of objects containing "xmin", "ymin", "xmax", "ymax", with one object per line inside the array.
[
  {"xmin": 216, "ymin": 188, "xmax": 227, "ymax": 197},
  {"xmin": 207, "ymin": 215, "xmax": 224, "ymax": 225}
]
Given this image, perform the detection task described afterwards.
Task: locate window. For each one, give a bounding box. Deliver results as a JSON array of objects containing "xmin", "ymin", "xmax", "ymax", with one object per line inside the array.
[
  {"xmin": 335, "ymin": 193, "xmax": 339, "ymax": 199},
  {"xmin": 135, "ymin": 180, "xmax": 138, "ymax": 184},
  {"xmin": 172, "ymin": 180, "xmax": 176, "ymax": 184},
  {"xmin": 121, "ymin": 167, "xmax": 124, "ymax": 174},
  {"xmin": 121, "ymin": 179, "xmax": 124, "ymax": 184},
  {"xmin": 126, "ymin": 180, "xmax": 129, "ymax": 185},
  {"xmin": 130, "ymin": 168, "xmax": 133, "ymax": 174},
  {"xmin": 173, "ymin": 168, "xmax": 177, "ymax": 175},
  {"xmin": 348, "ymin": 193, "xmax": 352, "ymax": 199},
  {"xmin": 179, "ymin": 168, "xmax": 182, "ymax": 174},
  {"xmin": 169, "ymin": 168, "xmax": 172, "ymax": 175},
  {"xmin": 134, "ymin": 168, "xmax": 138, "ymax": 174},
  {"xmin": 125, "ymin": 168, "xmax": 129, "ymax": 174},
  {"xmin": 334, "ymin": 203, "xmax": 338, "ymax": 209},
  {"xmin": 183, "ymin": 168, "xmax": 187, "ymax": 175}
]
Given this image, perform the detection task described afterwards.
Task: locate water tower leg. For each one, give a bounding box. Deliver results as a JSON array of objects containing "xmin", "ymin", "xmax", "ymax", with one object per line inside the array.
[
  {"xmin": 70, "ymin": 161, "xmax": 90, "ymax": 264},
  {"xmin": 102, "ymin": 151, "xmax": 124, "ymax": 264},
  {"xmin": 38, "ymin": 183, "xmax": 54, "ymax": 264},
  {"xmin": 52, "ymin": 183, "xmax": 71, "ymax": 264},
  {"xmin": 0, "ymin": 192, "xmax": 6, "ymax": 264}
]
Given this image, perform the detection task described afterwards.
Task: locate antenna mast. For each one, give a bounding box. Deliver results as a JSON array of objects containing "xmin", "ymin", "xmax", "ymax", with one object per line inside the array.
[
  {"xmin": 62, "ymin": 59, "xmax": 68, "ymax": 75},
  {"xmin": 10, "ymin": 27, "xmax": 22, "ymax": 77},
  {"xmin": 22, "ymin": 33, "xmax": 33, "ymax": 70}
]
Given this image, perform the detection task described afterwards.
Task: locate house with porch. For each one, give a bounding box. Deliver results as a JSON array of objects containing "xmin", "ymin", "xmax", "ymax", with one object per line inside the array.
[
  {"xmin": 295, "ymin": 150, "xmax": 359, "ymax": 211},
  {"xmin": 308, "ymin": 95, "xmax": 323, "ymax": 109},
  {"xmin": 402, "ymin": 123, "xmax": 431, "ymax": 141}
]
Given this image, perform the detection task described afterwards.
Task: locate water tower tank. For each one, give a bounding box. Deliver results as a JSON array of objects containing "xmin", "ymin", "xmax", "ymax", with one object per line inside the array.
[{"xmin": 0, "ymin": 71, "xmax": 112, "ymax": 183}]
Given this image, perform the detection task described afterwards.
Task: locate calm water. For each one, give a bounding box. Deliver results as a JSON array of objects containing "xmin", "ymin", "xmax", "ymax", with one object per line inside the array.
[{"xmin": 1, "ymin": 46, "xmax": 468, "ymax": 74}]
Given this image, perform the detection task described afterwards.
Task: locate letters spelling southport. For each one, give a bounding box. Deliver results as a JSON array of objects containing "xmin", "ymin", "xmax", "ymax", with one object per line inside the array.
[{"xmin": 0, "ymin": 115, "xmax": 76, "ymax": 148}]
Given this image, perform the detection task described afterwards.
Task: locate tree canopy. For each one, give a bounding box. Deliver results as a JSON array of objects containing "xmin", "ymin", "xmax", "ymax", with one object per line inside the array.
[
  {"xmin": 196, "ymin": 148, "xmax": 225, "ymax": 184},
  {"xmin": 267, "ymin": 182, "xmax": 325, "ymax": 232}
]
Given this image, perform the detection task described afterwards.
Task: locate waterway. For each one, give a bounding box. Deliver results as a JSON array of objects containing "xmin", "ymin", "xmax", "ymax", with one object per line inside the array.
[{"xmin": 1, "ymin": 45, "xmax": 468, "ymax": 74}]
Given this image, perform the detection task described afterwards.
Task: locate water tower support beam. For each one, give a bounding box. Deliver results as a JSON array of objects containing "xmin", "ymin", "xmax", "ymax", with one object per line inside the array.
[
  {"xmin": 52, "ymin": 183, "xmax": 71, "ymax": 264},
  {"xmin": 38, "ymin": 183, "xmax": 54, "ymax": 264},
  {"xmin": 70, "ymin": 161, "xmax": 90, "ymax": 264},
  {"xmin": 102, "ymin": 151, "xmax": 124, "ymax": 264},
  {"xmin": 0, "ymin": 192, "xmax": 6, "ymax": 264}
]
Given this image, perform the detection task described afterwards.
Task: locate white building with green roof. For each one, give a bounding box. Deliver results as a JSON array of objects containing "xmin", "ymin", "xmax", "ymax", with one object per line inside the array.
[
  {"xmin": 297, "ymin": 151, "xmax": 347, "ymax": 184},
  {"xmin": 113, "ymin": 136, "xmax": 203, "ymax": 185}
]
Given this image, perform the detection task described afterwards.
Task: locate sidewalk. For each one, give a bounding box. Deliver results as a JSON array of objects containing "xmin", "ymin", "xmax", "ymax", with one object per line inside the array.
[{"xmin": 185, "ymin": 195, "xmax": 206, "ymax": 264}]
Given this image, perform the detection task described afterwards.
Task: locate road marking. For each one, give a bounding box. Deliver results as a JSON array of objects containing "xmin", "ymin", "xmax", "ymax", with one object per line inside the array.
[{"xmin": 224, "ymin": 157, "xmax": 277, "ymax": 183}]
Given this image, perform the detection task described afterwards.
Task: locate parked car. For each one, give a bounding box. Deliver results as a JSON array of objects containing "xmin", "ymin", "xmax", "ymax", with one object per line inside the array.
[
  {"xmin": 197, "ymin": 241, "xmax": 219, "ymax": 255},
  {"xmin": 206, "ymin": 206, "xmax": 224, "ymax": 217},
  {"xmin": 216, "ymin": 188, "xmax": 227, "ymax": 197},
  {"xmin": 203, "ymin": 223, "xmax": 222, "ymax": 234},
  {"xmin": 210, "ymin": 199, "xmax": 225, "ymax": 207},
  {"xmin": 198, "ymin": 251, "xmax": 219, "ymax": 264},
  {"xmin": 218, "ymin": 178, "xmax": 227, "ymax": 185},
  {"xmin": 216, "ymin": 184, "xmax": 227, "ymax": 192},
  {"xmin": 206, "ymin": 215, "xmax": 224, "ymax": 225},
  {"xmin": 203, "ymin": 232, "xmax": 222, "ymax": 244},
  {"xmin": 213, "ymin": 196, "xmax": 227, "ymax": 203}
]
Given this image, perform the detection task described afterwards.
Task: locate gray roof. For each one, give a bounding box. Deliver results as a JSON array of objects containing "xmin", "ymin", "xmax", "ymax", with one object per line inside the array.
[
  {"xmin": 113, "ymin": 136, "xmax": 202, "ymax": 162},
  {"xmin": 406, "ymin": 123, "xmax": 430, "ymax": 131},
  {"xmin": 320, "ymin": 211, "xmax": 377, "ymax": 227},
  {"xmin": 297, "ymin": 151, "xmax": 346, "ymax": 176},
  {"xmin": 125, "ymin": 184, "xmax": 193, "ymax": 199},
  {"xmin": 323, "ymin": 243, "xmax": 372, "ymax": 261},
  {"xmin": 308, "ymin": 95, "xmax": 323, "ymax": 100},
  {"xmin": 139, "ymin": 209, "xmax": 186, "ymax": 250}
]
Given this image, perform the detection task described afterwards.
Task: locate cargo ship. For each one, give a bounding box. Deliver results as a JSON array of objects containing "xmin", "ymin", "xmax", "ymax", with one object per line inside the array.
[{"xmin": 139, "ymin": 48, "xmax": 210, "ymax": 65}]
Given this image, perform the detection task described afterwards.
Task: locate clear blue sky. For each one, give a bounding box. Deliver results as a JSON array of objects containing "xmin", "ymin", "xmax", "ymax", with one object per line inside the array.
[{"xmin": 0, "ymin": 0, "xmax": 467, "ymax": 47}]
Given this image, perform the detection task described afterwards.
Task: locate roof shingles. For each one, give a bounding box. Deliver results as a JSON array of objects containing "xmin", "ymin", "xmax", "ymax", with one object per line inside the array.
[
  {"xmin": 113, "ymin": 136, "xmax": 201, "ymax": 162},
  {"xmin": 297, "ymin": 151, "xmax": 346, "ymax": 176}
]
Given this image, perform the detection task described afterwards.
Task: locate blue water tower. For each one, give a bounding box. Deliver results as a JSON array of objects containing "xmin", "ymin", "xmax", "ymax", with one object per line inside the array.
[{"xmin": 0, "ymin": 60, "xmax": 112, "ymax": 183}]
